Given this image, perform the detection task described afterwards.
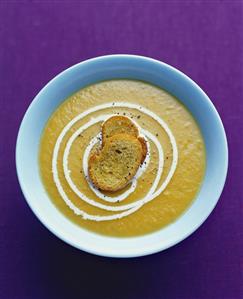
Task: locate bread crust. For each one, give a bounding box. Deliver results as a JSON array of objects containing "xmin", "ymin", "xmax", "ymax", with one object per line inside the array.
[{"xmin": 138, "ymin": 136, "xmax": 148, "ymax": 164}]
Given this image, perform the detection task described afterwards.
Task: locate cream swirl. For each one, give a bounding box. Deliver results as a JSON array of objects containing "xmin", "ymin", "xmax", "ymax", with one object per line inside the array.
[{"xmin": 52, "ymin": 102, "xmax": 178, "ymax": 221}]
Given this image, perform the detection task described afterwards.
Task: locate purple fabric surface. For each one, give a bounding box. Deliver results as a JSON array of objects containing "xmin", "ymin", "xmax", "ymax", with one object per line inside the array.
[{"xmin": 0, "ymin": 1, "xmax": 242, "ymax": 299}]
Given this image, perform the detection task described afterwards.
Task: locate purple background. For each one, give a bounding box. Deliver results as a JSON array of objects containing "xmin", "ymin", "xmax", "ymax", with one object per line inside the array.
[{"xmin": 0, "ymin": 1, "xmax": 242, "ymax": 299}]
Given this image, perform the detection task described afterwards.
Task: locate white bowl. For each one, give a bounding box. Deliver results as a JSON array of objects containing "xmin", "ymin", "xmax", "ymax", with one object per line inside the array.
[{"xmin": 16, "ymin": 55, "xmax": 228, "ymax": 258}]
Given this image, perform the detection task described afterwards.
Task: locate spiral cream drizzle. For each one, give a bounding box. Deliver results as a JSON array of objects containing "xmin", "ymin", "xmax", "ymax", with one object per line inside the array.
[{"xmin": 52, "ymin": 102, "xmax": 178, "ymax": 221}]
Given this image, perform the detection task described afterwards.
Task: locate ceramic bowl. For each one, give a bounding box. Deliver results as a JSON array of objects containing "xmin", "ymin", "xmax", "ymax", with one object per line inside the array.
[{"xmin": 16, "ymin": 55, "xmax": 228, "ymax": 258}]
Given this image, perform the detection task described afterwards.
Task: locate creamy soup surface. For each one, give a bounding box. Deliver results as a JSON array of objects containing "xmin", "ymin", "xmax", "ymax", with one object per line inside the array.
[{"xmin": 39, "ymin": 80, "xmax": 206, "ymax": 237}]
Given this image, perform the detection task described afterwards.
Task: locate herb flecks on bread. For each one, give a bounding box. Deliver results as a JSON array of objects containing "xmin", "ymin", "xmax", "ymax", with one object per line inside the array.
[{"xmin": 88, "ymin": 116, "xmax": 147, "ymax": 192}]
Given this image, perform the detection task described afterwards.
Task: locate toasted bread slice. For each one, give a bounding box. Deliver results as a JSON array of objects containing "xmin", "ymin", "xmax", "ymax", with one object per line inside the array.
[
  {"xmin": 88, "ymin": 134, "xmax": 143, "ymax": 192},
  {"xmin": 102, "ymin": 115, "xmax": 139, "ymax": 146},
  {"xmin": 102, "ymin": 115, "xmax": 147, "ymax": 163}
]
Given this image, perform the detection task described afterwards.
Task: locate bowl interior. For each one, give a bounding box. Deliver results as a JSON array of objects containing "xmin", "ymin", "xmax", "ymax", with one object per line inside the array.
[{"xmin": 16, "ymin": 55, "xmax": 228, "ymax": 257}]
